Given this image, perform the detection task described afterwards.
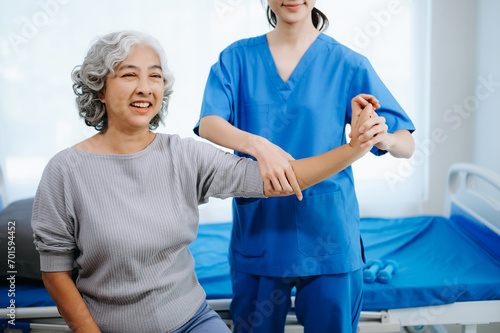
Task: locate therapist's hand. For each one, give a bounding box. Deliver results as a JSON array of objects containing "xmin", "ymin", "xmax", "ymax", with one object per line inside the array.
[
  {"xmin": 198, "ymin": 115, "xmax": 302, "ymax": 199},
  {"xmin": 252, "ymin": 137, "xmax": 303, "ymax": 200}
]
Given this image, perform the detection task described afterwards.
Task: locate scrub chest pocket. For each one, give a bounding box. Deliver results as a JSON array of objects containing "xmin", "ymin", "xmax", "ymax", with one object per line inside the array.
[{"xmin": 294, "ymin": 190, "xmax": 350, "ymax": 257}]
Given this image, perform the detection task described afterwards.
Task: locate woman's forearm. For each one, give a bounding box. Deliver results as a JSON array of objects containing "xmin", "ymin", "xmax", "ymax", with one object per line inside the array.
[
  {"xmin": 201, "ymin": 98, "xmax": 375, "ymax": 199},
  {"xmin": 263, "ymin": 98, "xmax": 374, "ymax": 197},
  {"xmin": 42, "ymin": 271, "xmax": 101, "ymax": 333}
]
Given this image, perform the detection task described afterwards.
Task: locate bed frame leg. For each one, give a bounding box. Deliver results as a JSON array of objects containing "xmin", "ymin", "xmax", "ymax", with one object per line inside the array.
[{"xmin": 461, "ymin": 324, "xmax": 477, "ymax": 333}]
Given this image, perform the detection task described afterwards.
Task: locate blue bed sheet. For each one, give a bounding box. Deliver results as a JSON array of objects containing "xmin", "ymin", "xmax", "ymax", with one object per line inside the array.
[
  {"xmin": 361, "ymin": 216, "xmax": 500, "ymax": 310},
  {"xmin": 1, "ymin": 284, "xmax": 54, "ymax": 308},
  {"xmin": 2, "ymin": 216, "xmax": 500, "ymax": 311},
  {"xmin": 191, "ymin": 216, "xmax": 500, "ymax": 310}
]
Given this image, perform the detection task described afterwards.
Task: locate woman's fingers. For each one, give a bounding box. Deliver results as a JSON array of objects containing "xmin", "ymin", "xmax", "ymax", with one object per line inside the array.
[
  {"xmin": 349, "ymin": 103, "xmax": 374, "ymax": 149},
  {"xmin": 350, "ymin": 94, "xmax": 380, "ymax": 150},
  {"xmin": 357, "ymin": 94, "xmax": 381, "ymax": 110},
  {"xmin": 351, "ymin": 96, "xmax": 369, "ymax": 119},
  {"xmin": 357, "ymin": 94, "xmax": 381, "ymax": 109},
  {"xmin": 352, "ymin": 94, "xmax": 380, "ymax": 114}
]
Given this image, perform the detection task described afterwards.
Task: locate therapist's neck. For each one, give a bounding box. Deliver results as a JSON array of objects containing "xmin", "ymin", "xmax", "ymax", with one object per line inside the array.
[{"xmin": 269, "ymin": 19, "xmax": 319, "ymax": 47}]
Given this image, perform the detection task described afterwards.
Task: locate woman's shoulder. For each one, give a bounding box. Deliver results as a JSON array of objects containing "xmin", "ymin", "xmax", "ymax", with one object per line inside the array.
[
  {"xmin": 39, "ymin": 147, "xmax": 77, "ymax": 181},
  {"xmin": 156, "ymin": 133, "xmax": 228, "ymax": 170},
  {"xmin": 157, "ymin": 133, "xmax": 218, "ymax": 153}
]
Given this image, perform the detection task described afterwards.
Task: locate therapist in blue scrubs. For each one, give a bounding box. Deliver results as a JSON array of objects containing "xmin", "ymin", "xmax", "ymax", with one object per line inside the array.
[{"xmin": 195, "ymin": 1, "xmax": 415, "ymax": 332}]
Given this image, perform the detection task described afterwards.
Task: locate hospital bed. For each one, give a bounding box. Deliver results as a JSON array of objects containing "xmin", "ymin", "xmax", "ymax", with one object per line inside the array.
[{"xmin": 1, "ymin": 163, "xmax": 499, "ymax": 333}]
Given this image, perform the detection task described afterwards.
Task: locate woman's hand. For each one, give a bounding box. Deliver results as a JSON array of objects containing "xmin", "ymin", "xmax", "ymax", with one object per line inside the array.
[
  {"xmin": 358, "ymin": 111, "xmax": 390, "ymax": 150},
  {"xmin": 352, "ymin": 95, "xmax": 415, "ymax": 158},
  {"xmin": 350, "ymin": 94, "xmax": 378, "ymax": 151},
  {"xmin": 263, "ymin": 95, "xmax": 384, "ymax": 199},
  {"xmin": 252, "ymin": 137, "xmax": 302, "ymax": 200}
]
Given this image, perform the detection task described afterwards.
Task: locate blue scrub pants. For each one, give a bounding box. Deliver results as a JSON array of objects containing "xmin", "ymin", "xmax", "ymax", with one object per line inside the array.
[
  {"xmin": 230, "ymin": 269, "xmax": 363, "ymax": 333},
  {"xmin": 172, "ymin": 300, "xmax": 231, "ymax": 333}
]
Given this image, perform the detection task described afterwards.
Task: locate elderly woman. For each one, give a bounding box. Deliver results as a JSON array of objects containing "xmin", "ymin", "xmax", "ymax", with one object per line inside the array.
[{"xmin": 31, "ymin": 31, "xmax": 376, "ymax": 333}]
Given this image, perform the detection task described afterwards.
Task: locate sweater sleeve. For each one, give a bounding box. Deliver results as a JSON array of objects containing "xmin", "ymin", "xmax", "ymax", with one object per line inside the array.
[
  {"xmin": 31, "ymin": 152, "xmax": 76, "ymax": 272},
  {"xmin": 177, "ymin": 137, "xmax": 264, "ymax": 204}
]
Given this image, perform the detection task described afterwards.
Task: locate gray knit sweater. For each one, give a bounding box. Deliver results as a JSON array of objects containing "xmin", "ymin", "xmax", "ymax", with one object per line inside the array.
[{"xmin": 31, "ymin": 133, "xmax": 264, "ymax": 333}]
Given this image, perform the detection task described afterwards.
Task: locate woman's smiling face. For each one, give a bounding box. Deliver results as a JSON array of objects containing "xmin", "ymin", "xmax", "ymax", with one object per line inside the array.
[{"xmin": 100, "ymin": 44, "xmax": 164, "ymax": 133}]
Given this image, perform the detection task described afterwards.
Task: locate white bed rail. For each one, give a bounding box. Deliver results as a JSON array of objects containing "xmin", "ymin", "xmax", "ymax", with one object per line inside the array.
[{"xmin": 444, "ymin": 163, "xmax": 500, "ymax": 235}]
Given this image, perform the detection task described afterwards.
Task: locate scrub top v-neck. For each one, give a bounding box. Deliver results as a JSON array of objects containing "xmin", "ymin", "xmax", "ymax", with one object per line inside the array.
[
  {"xmin": 258, "ymin": 34, "xmax": 323, "ymax": 101},
  {"xmin": 195, "ymin": 33, "xmax": 415, "ymax": 277}
]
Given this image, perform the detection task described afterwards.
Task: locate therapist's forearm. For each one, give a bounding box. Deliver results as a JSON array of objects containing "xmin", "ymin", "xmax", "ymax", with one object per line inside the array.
[
  {"xmin": 42, "ymin": 271, "xmax": 101, "ymax": 333},
  {"xmin": 265, "ymin": 144, "xmax": 368, "ymax": 197},
  {"xmin": 384, "ymin": 130, "xmax": 415, "ymax": 159},
  {"xmin": 200, "ymin": 114, "xmax": 305, "ymax": 198},
  {"xmin": 199, "ymin": 115, "xmax": 270, "ymax": 158}
]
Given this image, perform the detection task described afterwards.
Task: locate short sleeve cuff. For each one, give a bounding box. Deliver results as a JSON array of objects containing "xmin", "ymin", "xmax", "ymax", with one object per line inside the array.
[
  {"xmin": 371, "ymin": 146, "xmax": 388, "ymax": 156},
  {"xmin": 39, "ymin": 251, "xmax": 75, "ymax": 272}
]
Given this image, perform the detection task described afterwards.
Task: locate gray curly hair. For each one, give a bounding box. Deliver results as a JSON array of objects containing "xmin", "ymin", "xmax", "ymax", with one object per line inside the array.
[{"xmin": 71, "ymin": 31, "xmax": 174, "ymax": 131}]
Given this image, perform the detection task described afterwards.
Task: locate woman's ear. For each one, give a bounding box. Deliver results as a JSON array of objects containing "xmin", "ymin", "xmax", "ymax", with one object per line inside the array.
[{"xmin": 97, "ymin": 90, "xmax": 105, "ymax": 104}]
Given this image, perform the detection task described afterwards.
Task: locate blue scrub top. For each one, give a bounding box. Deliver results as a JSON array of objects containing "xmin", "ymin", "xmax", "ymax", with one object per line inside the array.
[{"xmin": 194, "ymin": 33, "xmax": 415, "ymax": 277}]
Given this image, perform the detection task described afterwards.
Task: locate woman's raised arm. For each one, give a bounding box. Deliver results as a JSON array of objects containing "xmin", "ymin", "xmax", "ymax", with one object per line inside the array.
[
  {"xmin": 265, "ymin": 95, "xmax": 376, "ymax": 197},
  {"xmin": 200, "ymin": 95, "xmax": 379, "ymax": 200}
]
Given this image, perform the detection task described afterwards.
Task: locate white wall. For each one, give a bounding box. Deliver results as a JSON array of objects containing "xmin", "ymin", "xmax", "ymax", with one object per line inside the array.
[
  {"xmin": 474, "ymin": 0, "xmax": 500, "ymax": 175},
  {"xmin": 422, "ymin": 0, "xmax": 477, "ymax": 215},
  {"xmin": 421, "ymin": 0, "xmax": 500, "ymax": 215}
]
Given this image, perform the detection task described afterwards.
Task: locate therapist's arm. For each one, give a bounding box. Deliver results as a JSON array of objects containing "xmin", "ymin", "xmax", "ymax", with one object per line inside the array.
[
  {"xmin": 199, "ymin": 115, "xmax": 301, "ymax": 198},
  {"xmin": 42, "ymin": 271, "xmax": 101, "ymax": 333},
  {"xmin": 369, "ymin": 129, "xmax": 414, "ymax": 158}
]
